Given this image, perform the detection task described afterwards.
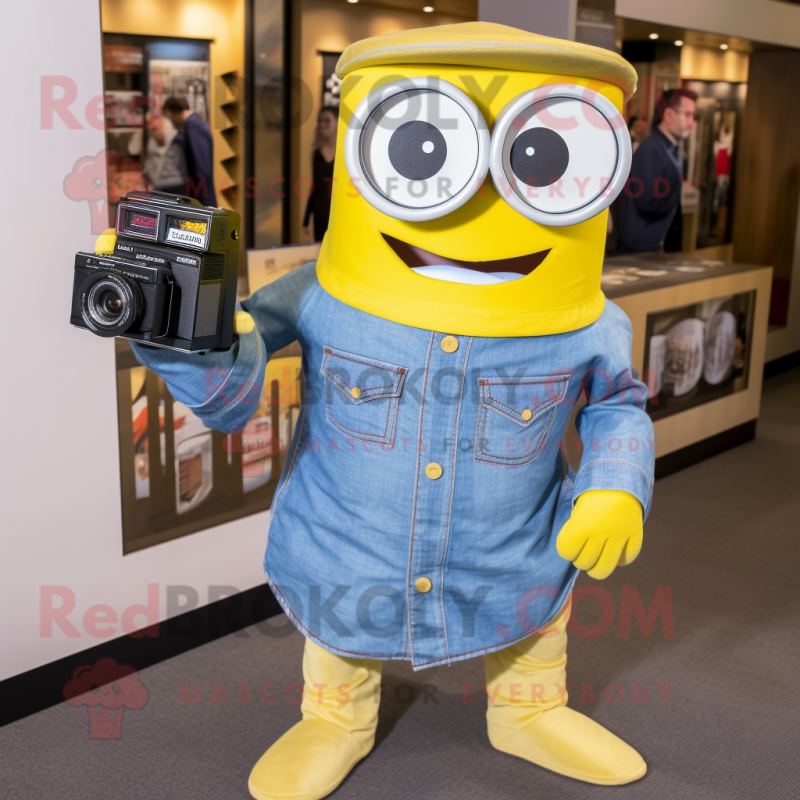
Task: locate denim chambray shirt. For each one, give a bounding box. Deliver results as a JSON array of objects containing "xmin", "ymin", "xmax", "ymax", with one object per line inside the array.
[{"xmin": 132, "ymin": 261, "xmax": 654, "ymax": 670}]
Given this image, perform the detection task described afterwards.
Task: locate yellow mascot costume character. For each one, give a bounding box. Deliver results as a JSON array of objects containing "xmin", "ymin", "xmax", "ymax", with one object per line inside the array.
[{"xmin": 129, "ymin": 21, "xmax": 654, "ymax": 799}]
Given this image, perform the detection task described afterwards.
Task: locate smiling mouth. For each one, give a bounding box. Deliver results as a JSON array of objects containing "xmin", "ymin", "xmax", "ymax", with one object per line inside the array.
[{"xmin": 383, "ymin": 234, "xmax": 550, "ymax": 285}]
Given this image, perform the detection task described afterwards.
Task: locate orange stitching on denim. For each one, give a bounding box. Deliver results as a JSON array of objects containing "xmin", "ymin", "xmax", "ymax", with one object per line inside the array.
[
  {"xmin": 325, "ymin": 386, "xmax": 397, "ymax": 444},
  {"xmin": 323, "ymin": 346, "xmax": 407, "ymax": 374},
  {"xmin": 474, "ymin": 398, "xmax": 559, "ymax": 466},
  {"xmin": 405, "ymin": 331, "xmax": 436, "ymax": 665}
]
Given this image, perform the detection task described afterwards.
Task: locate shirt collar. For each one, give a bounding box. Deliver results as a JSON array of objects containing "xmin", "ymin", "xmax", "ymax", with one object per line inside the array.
[{"xmin": 654, "ymin": 127, "xmax": 680, "ymax": 157}]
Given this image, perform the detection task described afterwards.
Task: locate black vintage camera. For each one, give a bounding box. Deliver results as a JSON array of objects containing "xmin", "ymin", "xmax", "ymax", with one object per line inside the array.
[{"xmin": 70, "ymin": 191, "xmax": 240, "ymax": 352}]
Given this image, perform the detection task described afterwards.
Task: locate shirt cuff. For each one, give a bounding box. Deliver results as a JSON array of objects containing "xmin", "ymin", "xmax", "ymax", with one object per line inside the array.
[
  {"xmin": 189, "ymin": 328, "xmax": 266, "ymax": 432},
  {"xmin": 130, "ymin": 328, "xmax": 266, "ymax": 434},
  {"xmin": 572, "ymin": 457, "xmax": 654, "ymax": 520}
]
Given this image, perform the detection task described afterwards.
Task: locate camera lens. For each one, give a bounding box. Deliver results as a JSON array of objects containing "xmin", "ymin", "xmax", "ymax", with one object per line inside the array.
[
  {"xmin": 96, "ymin": 288, "xmax": 124, "ymax": 322},
  {"xmin": 81, "ymin": 272, "xmax": 143, "ymax": 337},
  {"xmin": 87, "ymin": 280, "xmax": 130, "ymax": 329}
]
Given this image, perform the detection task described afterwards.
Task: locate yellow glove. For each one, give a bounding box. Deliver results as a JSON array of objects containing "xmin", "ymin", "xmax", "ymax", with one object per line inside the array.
[
  {"xmin": 233, "ymin": 311, "xmax": 255, "ymax": 334},
  {"xmin": 95, "ymin": 228, "xmax": 117, "ymax": 255},
  {"xmin": 556, "ymin": 490, "xmax": 643, "ymax": 580}
]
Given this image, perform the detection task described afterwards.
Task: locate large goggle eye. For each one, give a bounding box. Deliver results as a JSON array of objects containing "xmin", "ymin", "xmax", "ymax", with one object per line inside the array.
[
  {"xmin": 489, "ymin": 84, "xmax": 631, "ymax": 226},
  {"xmin": 344, "ymin": 78, "xmax": 490, "ymax": 222}
]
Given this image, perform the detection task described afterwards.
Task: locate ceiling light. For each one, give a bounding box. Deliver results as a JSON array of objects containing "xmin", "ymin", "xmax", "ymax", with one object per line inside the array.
[
  {"xmin": 674, "ymin": 40, "xmax": 683, "ymax": 47},
  {"xmin": 720, "ymin": 43, "xmax": 729, "ymax": 50},
  {"xmin": 347, "ymin": 0, "xmax": 358, "ymax": 4},
  {"xmin": 423, "ymin": 5, "xmax": 434, "ymax": 10},
  {"xmin": 649, "ymin": 33, "xmax": 659, "ymax": 40}
]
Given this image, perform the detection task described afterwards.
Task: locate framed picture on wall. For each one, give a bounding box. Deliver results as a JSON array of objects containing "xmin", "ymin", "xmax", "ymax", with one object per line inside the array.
[
  {"xmin": 319, "ymin": 51, "xmax": 342, "ymax": 107},
  {"xmin": 149, "ymin": 59, "xmax": 210, "ymax": 123}
]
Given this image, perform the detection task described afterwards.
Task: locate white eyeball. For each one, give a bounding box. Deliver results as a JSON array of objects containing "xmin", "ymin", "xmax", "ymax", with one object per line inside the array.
[
  {"xmin": 489, "ymin": 84, "xmax": 632, "ymax": 226},
  {"xmin": 344, "ymin": 78, "xmax": 490, "ymax": 222}
]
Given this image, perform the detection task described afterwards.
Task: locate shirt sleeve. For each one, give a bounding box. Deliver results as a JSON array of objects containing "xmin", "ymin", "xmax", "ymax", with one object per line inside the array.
[
  {"xmin": 572, "ymin": 300, "xmax": 656, "ymax": 519},
  {"xmin": 129, "ymin": 261, "xmax": 321, "ymax": 434}
]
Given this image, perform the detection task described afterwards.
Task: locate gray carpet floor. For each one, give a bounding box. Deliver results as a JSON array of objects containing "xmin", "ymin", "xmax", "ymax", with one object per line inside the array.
[{"xmin": 3, "ymin": 367, "xmax": 799, "ymax": 800}]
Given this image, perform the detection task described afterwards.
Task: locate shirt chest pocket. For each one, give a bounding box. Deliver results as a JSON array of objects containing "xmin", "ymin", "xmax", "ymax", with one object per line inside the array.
[
  {"xmin": 321, "ymin": 346, "xmax": 408, "ymax": 447},
  {"xmin": 474, "ymin": 375, "xmax": 570, "ymax": 466}
]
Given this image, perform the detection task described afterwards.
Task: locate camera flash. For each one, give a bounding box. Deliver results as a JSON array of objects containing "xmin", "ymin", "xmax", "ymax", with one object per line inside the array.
[{"xmin": 178, "ymin": 220, "xmax": 208, "ymax": 235}]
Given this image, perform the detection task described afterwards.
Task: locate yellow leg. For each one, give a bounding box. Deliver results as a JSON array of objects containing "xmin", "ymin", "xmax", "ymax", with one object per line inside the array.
[
  {"xmin": 248, "ymin": 638, "xmax": 382, "ymax": 800},
  {"xmin": 485, "ymin": 595, "xmax": 647, "ymax": 785}
]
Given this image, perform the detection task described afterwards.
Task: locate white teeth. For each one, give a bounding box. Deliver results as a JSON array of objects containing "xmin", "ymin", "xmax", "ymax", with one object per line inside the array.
[
  {"xmin": 410, "ymin": 265, "xmax": 523, "ymax": 285},
  {"xmin": 489, "ymin": 272, "xmax": 525, "ymax": 282}
]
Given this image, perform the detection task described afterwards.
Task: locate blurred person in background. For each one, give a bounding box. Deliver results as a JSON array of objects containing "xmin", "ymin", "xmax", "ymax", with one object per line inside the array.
[
  {"xmin": 303, "ymin": 106, "xmax": 338, "ymax": 242},
  {"xmin": 605, "ymin": 116, "xmax": 651, "ymax": 254},
  {"xmin": 142, "ymin": 112, "xmax": 188, "ymax": 195},
  {"xmin": 628, "ymin": 115, "xmax": 649, "ymax": 154},
  {"xmin": 163, "ymin": 96, "xmax": 217, "ymax": 207},
  {"xmin": 618, "ymin": 88, "xmax": 697, "ymax": 254}
]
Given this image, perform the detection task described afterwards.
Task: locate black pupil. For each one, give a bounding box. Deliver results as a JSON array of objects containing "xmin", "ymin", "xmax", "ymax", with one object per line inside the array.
[
  {"xmin": 510, "ymin": 128, "xmax": 569, "ymax": 187},
  {"xmin": 388, "ymin": 120, "xmax": 447, "ymax": 181},
  {"xmin": 99, "ymin": 290, "xmax": 123, "ymax": 317}
]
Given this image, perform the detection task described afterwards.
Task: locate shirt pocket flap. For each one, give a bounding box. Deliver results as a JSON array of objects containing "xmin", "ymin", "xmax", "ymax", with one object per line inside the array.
[
  {"xmin": 479, "ymin": 375, "xmax": 570, "ymax": 426},
  {"xmin": 322, "ymin": 346, "xmax": 407, "ymax": 403}
]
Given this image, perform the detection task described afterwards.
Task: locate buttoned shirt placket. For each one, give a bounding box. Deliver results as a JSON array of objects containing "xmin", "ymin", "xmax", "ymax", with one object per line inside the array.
[{"xmin": 405, "ymin": 331, "xmax": 472, "ymax": 667}]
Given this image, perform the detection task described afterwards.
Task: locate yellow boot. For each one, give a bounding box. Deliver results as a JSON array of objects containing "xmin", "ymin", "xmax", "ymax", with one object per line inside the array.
[
  {"xmin": 248, "ymin": 638, "xmax": 382, "ymax": 800},
  {"xmin": 485, "ymin": 595, "xmax": 646, "ymax": 785}
]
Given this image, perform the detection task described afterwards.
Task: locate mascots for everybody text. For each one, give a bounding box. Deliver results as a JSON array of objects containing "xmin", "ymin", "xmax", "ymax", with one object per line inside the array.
[{"xmin": 130, "ymin": 23, "xmax": 654, "ymax": 799}]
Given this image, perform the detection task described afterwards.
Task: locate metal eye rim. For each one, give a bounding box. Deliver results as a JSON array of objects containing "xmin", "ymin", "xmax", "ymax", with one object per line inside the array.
[
  {"xmin": 488, "ymin": 84, "xmax": 632, "ymax": 227},
  {"xmin": 344, "ymin": 77, "xmax": 491, "ymax": 222}
]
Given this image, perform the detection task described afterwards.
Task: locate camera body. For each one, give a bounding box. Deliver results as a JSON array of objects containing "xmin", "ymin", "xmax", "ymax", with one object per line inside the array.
[{"xmin": 70, "ymin": 191, "xmax": 240, "ymax": 352}]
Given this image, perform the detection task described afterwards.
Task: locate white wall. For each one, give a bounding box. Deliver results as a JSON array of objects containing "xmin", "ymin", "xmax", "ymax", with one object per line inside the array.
[
  {"xmin": 0, "ymin": 0, "xmax": 269, "ymax": 681},
  {"xmin": 616, "ymin": 0, "xmax": 800, "ymax": 50}
]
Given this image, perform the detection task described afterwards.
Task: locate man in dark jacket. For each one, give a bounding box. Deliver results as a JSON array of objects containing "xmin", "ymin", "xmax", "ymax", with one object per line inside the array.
[
  {"xmin": 163, "ymin": 96, "xmax": 217, "ymax": 207},
  {"xmin": 618, "ymin": 88, "xmax": 696, "ymax": 253}
]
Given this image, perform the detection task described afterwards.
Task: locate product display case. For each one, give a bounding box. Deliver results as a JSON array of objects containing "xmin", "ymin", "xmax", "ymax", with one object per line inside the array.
[{"xmin": 600, "ymin": 254, "xmax": 772, "ymax": 475}]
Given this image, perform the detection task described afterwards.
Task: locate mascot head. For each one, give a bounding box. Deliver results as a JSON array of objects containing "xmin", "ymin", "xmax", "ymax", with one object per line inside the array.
[{"xmin": 317, "ymin": 21, "xmax": 637, "ymax": 336}]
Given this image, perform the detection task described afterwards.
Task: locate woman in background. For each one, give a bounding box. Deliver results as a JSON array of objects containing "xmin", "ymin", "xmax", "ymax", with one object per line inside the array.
[
  {"xmin": 628, "ymin": 115, "xmax": 650, "ymax": 154},
  {"xmin": 142, "ymin": 112, "xmax": 188, "ymax": 195},
  {"xmin": 303, "ymin": 106, "xmax": 338, "ymax": 242}
]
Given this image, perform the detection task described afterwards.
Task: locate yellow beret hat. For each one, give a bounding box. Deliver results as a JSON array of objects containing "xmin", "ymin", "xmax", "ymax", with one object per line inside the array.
[{"xmin": 336, "ymin": 21, "xmax": 637, "ymax": 102}]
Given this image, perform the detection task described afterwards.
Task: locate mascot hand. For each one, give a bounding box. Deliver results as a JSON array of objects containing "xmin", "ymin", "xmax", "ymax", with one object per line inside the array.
[
  {"xmin": 556, "ymin": 490, "xmax": 643, "ymax": 580},
  {"xmin": 94, "ymin": 228, "xmax": 117, "ymax": 255},
  {"xmin": 234, "ymin": 311, "xmax": 255, "ymax": 335}
]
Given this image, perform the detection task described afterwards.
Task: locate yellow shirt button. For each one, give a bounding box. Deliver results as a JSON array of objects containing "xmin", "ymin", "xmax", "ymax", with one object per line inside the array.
[
  {"xmin": 415, "ymin": 577, "xmax": 432, "ymax": 593},
  {"xmin": 521, "ymin": 408, "xmax": 533, "ymax": 421},
  {"xmin": 441, "ymin": 336, "xmax": 459, "ymax": 353},
  {"xmin": 425, "ymin": 462, "xmax": 443, "ymax": 480},
  {"xmin": 350, "ymin": 387, "xmax": 362, "ymax": 399}
]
